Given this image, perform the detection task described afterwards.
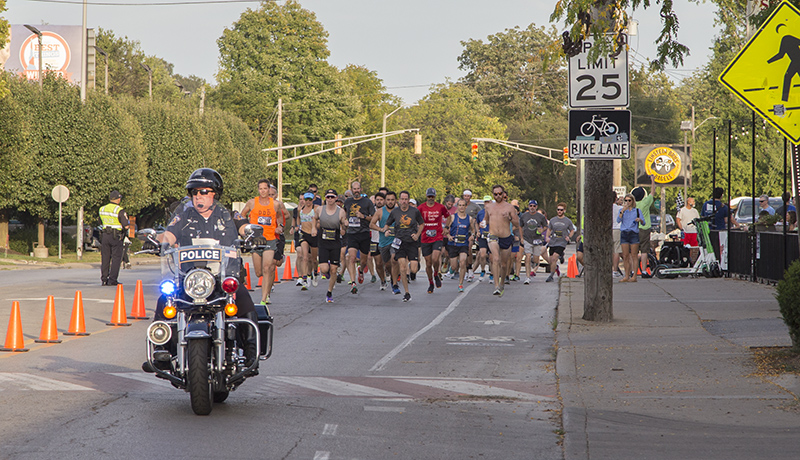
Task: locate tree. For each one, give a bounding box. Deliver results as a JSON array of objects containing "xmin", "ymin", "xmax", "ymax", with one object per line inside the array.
[
  {"xmin": 384, "ymin": 83, "xmax": 513, "ymax": 200},
  {"xmin": 0, "ymin": 0, "xmax": 9, "ymax": 98},
  {"xmin": 212, "ymin": 0, "xmax": 362, "ymax": 197},
  {"xmin": 550, "ymin": 0, "xmax": 690, "ymax": 71},
  {"xmin": 458, "ymin": 23, "xmax": 572, "ymax": 214}
]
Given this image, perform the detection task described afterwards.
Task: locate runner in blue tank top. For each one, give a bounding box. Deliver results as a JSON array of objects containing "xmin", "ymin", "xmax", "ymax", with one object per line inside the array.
[{"xmin": 445, "ymin": 198, "xmax": 477, "ymax": 291}]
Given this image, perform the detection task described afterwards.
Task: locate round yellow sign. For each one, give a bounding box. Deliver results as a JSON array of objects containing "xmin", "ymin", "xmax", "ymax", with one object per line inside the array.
[{"xmin": 644, "ymin": 147, "xmax": 682, "ymax": 184}]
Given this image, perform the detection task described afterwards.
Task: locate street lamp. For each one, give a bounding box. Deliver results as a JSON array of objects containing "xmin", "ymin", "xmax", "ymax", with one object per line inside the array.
[
  {"xmin": 692, "ymin": 116, "xmax": 719, "ymax": 142},
  {"xmin": 381, "ymin": 104, "xmax": 416, "ymax": 187},
  {"xmin": 23, "ymin": 25, "xmax": 42, "ymax": 90},
  {"xmin": 140, "ymin": 62, "xmax": 152, "ymax": 100},
  {"xmin": 93, "ymin": 45, "xmax": 108, "ymax": 95}
]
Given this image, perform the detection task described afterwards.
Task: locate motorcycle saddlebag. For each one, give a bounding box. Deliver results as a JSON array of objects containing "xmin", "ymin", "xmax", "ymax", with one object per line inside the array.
[{"xmin": 254, "ymin": 304, "xmax": 273, "ymax": 356}]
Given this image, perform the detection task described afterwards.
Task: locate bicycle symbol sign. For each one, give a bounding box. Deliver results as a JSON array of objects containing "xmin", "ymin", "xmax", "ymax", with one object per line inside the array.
[{"xmin": 568, "ymin": 110, "xmax": 631, "ymax": 160}]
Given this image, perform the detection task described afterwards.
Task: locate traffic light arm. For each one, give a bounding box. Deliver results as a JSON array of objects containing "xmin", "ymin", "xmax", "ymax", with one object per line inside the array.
[
  {"xmin": 264, "ymin": 129, "xmax": 419, "ymax": 166},
  {"xmin": 472, "ymin": 138, "xmax": 577, "ymax": 168}
]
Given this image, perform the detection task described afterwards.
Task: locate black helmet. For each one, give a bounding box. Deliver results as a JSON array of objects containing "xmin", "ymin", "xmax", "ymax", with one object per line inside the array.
[{"xmin": 185, "ymin": 168, "xmax": 223, "ymax": 198}]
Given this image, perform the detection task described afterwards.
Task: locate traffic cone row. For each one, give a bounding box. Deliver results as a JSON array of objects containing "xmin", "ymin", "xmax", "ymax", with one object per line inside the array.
[
  {"xmin": 1, "ymin": 279, "xmax": 152, "ymax": 352},
  {"xmin": 567, "ymin": 254, "xmax": 579, "ymax": 279}
]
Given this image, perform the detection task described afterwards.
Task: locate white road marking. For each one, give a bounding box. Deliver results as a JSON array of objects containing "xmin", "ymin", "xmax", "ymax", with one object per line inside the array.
[
  {"xmin": 0, "ymin": 373, "xmax": 94, "ymax": 391},
  {"xmin": 109, "ymin": 372, "xmax": 176, "ymax": 389},
  {"xmin": 322, "ymin": 424, "xmax": 337, "ymax": 436},
  {"xmin": 313, "ymin": 451, "xmax": 330, "ymax": 460},
  {"xmin": 477, "ymin": 320, "xmax": 513, "ymax": 325},
  {"xmin": 370, "ymin": 281, "xmax": 480, "ymax": 372},
  {"xmin": 396, "ymin": 379, "xmax": 556, "ymax": 401},
  {"xmin": 266, "ymin": 376, "xmax": 406, "ymax": 397},
  {"xmin": 364, "ymin": 405, "xmax": 405, "ymax": 413}
]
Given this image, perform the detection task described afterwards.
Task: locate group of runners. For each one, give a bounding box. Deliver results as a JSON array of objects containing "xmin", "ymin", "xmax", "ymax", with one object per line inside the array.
[{"xmin": 240, "ymin": 180, "xmax": 576, "ymax": 304}]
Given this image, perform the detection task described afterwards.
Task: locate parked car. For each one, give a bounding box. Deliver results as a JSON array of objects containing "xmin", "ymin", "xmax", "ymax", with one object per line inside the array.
[
  {"xmin": 650, "ymin": 214, "xmax": 676, "ymax": 233},
  {"xmin": 731, "ymin": 196, "xmax": 784, "ymax": 225}
]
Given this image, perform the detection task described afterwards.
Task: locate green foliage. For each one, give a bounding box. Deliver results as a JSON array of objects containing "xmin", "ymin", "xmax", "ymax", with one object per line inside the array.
[
  {"xmin": 457, "ymin": 23, "xmax": 573, "ymax": 213},
  {"xmin": 8, "ymin": 226, "xmax": 79, "ymax": 254},
  {"xmin": 384, "ymin": 84, "xmax": 513, "ymax": 200},
  {"xmin": 776, "ymin": 260, "xmax": 800, "ymax": 350},
  {"xmin": 0, "ymin": 0, "xmax": 8, "ymax": 98},
  {"xmin": 550, "ymin": 0, "xmax": 690, "ymax": 71},
  {"xmin": 212, "ymin": 0, "xmax": 362, "ymax": 198}
]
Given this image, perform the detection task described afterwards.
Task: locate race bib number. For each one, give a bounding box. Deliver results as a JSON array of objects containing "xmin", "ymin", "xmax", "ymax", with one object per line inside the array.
[
  {"xmin": 426, "ymin": 229, "xmax": 437, "ymax": 238},
  {"xmin": 480, "ymin": 220, "xmax": 487, "ymax": 229},
  {"xmin": 370, "ymin": 242, "xmax": 378, "ymax": 253},
  {"xmin": 348, "ymin": 216, "xmax": 361, "ymax": 228},
  {"xmin": 322, "ymin": 229, "xmax": 337, "ymax": 241},
  {"xmin": 454, "ymin": 234, "xmax": 466, "ymax": 244},
  {"xmin": 258, "ymin": 216, "xmax": 272, "ymax": 226},
  {"xmin": 391, "ymin": 237, "xmax": 402, "ymax": 249},
  {"xmin": 487, "ymin": 234, "xmax": 499, "ymax": 242}
]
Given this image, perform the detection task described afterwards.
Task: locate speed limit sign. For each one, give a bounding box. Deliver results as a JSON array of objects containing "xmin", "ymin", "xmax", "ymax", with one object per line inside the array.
[{"xmin": 568, "ymin": 37, "xmax": 629, "ymax": 108}]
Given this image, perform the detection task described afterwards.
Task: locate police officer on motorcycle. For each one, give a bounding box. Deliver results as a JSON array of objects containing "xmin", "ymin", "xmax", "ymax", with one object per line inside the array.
[{"xmin": 143, "ymin": 168, "xmax": 261, "ymax": 372}]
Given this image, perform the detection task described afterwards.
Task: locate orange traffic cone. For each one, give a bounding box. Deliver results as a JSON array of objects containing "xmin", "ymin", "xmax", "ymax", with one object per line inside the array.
[
  {"xmin": 273, "ymin": 266, "xmax": 280, "ymax": 284},
  {"xmin": 128, "ymin": 280, "xmax": 149, "ymax": 320},
  {"xmin": 290, "ymin": 240, "xmax": 296, "ymax": 253},
  {"xmin": 64, "ymin": 291, "xmax": 90, "ymax": 336},
  {"xmin": 107, "ymin": 284, "xmax": 131, "ymax": 326},
  {"xmin": 293, "ymin": 263, "xmax": 299, "ymax": 279},
  {"xmin": 244, "ymin": 263, "xmax": 253, "ymax": 290},
  {"xmin": 35, "ymin": 295, "xmax": 62, "ymax": 343},
  {"xmin": 257, "ymin": 275, "xmax": 262, "ymax": 287},
  {"xmin": 282, "ymin": 256, "xmax": 293, "ymax": 280},
  {"xmin": 1, "ymin": 301, "xmax": 29, "ymax": 352}
]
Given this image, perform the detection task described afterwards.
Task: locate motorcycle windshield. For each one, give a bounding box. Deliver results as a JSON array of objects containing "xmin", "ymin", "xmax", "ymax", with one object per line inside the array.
[{"xmin": 161, "ymin": 242, "xmax": 241, "ymax": 279}]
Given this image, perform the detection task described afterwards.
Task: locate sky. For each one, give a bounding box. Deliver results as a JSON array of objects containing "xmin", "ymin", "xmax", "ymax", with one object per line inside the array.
[{"xmin": 5, "ymin": 0, "xmax": 721, "ymax": 104}]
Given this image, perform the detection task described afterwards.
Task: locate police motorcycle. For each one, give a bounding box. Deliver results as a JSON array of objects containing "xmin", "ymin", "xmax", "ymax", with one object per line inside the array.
[{"xmin": 137, "ymin": 225, "xmax": 273, "ymax": 415}]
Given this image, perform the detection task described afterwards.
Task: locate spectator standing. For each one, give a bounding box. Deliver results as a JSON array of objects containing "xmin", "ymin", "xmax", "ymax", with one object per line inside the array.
[
  {"xmin": 701, "ymin": 187, "xmax": 730, "ymax": 230},
  {"xmin": 617, "ymin": 193, "xmax": 644, "ymax": 282},
  {"xmin": 759, "ymin": 194, "xmax": 776, "ymax": 215},
  {"xmin": 676, "ymin": 197, "xmax": 700, "ymax": 247},
  {"xmin": 99, "ymin": 190, "xmax": 129, "ymax": 286},
  {"xmin": 632, "ymin": 175, "xmax": 655, "ymax": 276}
]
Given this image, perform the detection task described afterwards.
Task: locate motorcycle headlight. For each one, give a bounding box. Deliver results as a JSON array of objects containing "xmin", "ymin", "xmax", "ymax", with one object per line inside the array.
[
  {"xmin": 183, "ymin": 269, "xmax": 215, "ymax": 300},
  {"xmin": 147, "ymin": 321, "xmax": 172, "ymax": 346}
]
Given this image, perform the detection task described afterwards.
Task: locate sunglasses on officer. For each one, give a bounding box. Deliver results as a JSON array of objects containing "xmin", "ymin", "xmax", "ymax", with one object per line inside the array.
[{"xmin": 190, "ymin": 189, "xmax": 214, "ymax": 196}]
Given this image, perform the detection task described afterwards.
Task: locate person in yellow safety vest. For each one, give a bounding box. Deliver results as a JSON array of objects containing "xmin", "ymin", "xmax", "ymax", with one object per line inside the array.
[{"xmin": 99, "ymin": 190, "xmax": 129, "ymax": 286}]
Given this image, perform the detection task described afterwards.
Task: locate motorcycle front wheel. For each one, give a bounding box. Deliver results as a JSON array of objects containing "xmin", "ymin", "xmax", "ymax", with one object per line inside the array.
[{"xmin": 188, "ymin": 339, "xmax": 213, "ymax": 415}]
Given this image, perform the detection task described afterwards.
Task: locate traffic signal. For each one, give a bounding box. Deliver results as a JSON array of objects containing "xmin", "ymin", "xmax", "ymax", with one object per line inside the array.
[
  {"xmin": 471, "ymin": 142, "xmax": 478, "ymax": 160},
  {"xmin": 563, "ymin": 147, "xmax": 570, "ymax": 165},
  {"xmin": 414, "ymin": 134, "xmax": 422, "ymax": 155}
]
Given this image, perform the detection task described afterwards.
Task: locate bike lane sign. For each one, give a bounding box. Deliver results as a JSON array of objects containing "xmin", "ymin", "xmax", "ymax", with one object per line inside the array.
[{"xmin": 568, "ymin": 109, "xmax": 631, "ymax": 159}]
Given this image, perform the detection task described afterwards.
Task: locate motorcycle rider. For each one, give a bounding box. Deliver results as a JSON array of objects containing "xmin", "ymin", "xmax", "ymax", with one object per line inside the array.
[{"xmin": 143, "ymin": 168, "xmax": 260, "ymax": 372}]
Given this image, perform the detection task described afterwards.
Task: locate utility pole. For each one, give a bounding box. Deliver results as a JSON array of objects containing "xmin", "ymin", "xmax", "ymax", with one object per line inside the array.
[
  {"xmin": 277, "ymin": 98, "xmax": 283, "ymax": 199},
  {"xmin": 80, "ymin": 0, "xmax": 87, "ymax": 102}
]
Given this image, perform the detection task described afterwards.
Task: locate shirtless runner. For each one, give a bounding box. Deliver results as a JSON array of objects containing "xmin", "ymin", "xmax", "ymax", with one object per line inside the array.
[{"xmin": 484, "ymin": 185, "xmax": 522, "ymax": 296}]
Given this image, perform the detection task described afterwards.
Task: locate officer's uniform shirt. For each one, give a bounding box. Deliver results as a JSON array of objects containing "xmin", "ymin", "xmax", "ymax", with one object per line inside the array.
[{"xmin": 166, "ymin": 201, "xmax": 237, "ymax": 246}]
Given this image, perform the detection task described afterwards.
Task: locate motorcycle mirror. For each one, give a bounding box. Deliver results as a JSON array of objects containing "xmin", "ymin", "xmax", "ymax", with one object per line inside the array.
[
  {"xmin": 137, "ymin": 228, "xmax": 157, "ymax": 241},
  {"xmin": 243, "ymin": 224, "xmax": 263, "ymax": 238}
]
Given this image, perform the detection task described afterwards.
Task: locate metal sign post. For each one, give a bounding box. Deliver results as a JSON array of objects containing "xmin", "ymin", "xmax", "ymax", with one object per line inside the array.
[{"xmin": 51, "ymin": 185, "xmax": 69, "ymax": 259}]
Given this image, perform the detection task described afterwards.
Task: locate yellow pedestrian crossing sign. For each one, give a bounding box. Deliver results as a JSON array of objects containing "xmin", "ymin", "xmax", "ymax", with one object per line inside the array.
[{"xmin": 719, "ymin": 0, "xmax": 800, "ymax": 144}]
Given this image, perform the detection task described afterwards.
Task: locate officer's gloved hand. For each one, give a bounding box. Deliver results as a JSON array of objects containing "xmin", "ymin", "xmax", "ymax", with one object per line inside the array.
[
  {"xmin": 142, "ymin": 240, "xmax": 159, "ymax": 252},
  {"xmin": 252, "ymin": 236, "xmax": 268, "ymax": 247}
]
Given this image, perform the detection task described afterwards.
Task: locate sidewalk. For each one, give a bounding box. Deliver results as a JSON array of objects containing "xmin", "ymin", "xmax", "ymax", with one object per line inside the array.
[{"xmin": 556, "ymin": 275, "xmax": 800, "ymax": 460}]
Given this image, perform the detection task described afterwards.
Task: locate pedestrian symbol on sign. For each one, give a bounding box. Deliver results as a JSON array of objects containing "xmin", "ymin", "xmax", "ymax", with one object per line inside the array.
[{"xmin": 766, "ymin": 24, "xmax": 800, "ymax": 102}]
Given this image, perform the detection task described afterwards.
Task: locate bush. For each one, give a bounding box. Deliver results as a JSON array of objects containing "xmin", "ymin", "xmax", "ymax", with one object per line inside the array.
[
  {"xmin": 8, "ymin": 226, "xmax": 78, "ymax": 254},
  {"xmin": 775, "ymin": 260, "xmax": 800, "ymax": 350}
]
